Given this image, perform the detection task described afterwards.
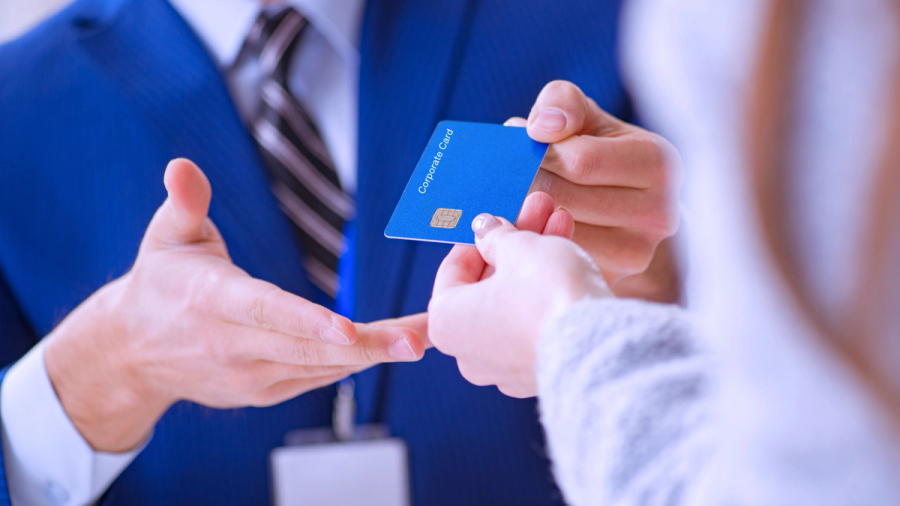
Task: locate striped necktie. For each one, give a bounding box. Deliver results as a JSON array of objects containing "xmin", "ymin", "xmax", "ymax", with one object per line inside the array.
[{"xmin": 244, "ymin": 7, "xmax": 354, "ymax": 299}]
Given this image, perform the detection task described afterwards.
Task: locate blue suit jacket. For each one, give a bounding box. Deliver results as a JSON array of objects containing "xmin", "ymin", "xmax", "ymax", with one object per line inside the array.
[{"xmin": 0, "ymin": 0, "xmax": 630, "ymax": 503}]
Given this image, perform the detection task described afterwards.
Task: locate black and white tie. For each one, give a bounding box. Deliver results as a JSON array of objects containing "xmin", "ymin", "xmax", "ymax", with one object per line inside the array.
[{"xmin": 244, "ymin": 7, "xmax": 354, "ymax": 299}]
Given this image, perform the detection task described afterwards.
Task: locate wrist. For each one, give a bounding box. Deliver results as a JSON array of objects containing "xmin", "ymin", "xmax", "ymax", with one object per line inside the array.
[
  {"xmin": 611, "ymin": 237, "xmax": 682, "ymax": 303},
  {"xmin": 44, "ymin": 276, "xmax": 171, "ymax": 452},
  {"xmin": 556, "ymin": 270, "xmax": 610, "ymax": 314},
  {"xmin": 537, "ymin": 270, "xmax": 611, "ymax": 347}
]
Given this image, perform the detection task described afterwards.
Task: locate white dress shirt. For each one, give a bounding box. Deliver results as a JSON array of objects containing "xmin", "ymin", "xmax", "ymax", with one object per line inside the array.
[{"xmin": 0, "ymin": 1, "xmax": 364, "ymax": 504}]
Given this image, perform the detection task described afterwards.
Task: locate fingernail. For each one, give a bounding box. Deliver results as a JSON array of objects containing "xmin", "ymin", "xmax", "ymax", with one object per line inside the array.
[
  {"xmin": 532, "ymin": 108, "xmax": 567, "ymax": 132},
  {"xmin": 389, "ymin": 338, "xmax": 417, "ymax": 361},
  {"xmin": 472, "ymin": 213, "xmax": 501, "ymax": 239},
  {"xmin": 556, "ymin": 205, "xmax": 569, "ymax": 213},
  {"xmin": 321, "ymin": 325, "xmax": 351, "ymax": 345}
]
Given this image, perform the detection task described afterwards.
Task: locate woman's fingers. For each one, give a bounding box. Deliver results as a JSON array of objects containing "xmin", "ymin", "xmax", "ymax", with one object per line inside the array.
[
  {"xmin": 530, "ymin": 170, "xmax": 677, "ymax": 237},
  {"xmin": 432, "ymin": 245, "xmax": 486, "ymax": 293},
  {"xmin": 473, "ymin": 217, "xmax": 531, "ymax": 267},
  {"xmin": 435, "ymin": 193, "xmax": 574, "ymax": 294},
  {"xmin": 516, "ymin": 191, "xmax": 556, "ymax": 233},
  {"xmin": 540, "ymin": 133, "xmax": 673, "ymax": 189},
  {"xmin": 543, "ymin": 208, "xmax": 575, "ymax": 238}
]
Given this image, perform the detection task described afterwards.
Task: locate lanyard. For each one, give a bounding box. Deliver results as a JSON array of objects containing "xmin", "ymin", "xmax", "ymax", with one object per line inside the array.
[{"xmin": 332, "ymin": 377, "xmax": 356, "ymax": 441}]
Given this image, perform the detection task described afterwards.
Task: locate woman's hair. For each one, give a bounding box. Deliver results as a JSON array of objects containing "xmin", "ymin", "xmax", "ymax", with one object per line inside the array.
[{"xmin": 747, "ymin": 0, "xmax": 900, "ymax": 421}]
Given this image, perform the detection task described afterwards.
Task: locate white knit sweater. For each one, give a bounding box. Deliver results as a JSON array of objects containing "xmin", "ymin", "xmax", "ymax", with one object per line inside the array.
[
  {"xmin": 537, "ymin": 299, "xmax": 712, "ymax": 506},
  {"xmin": 534, "ymin": 0, "xmax": 900, "ymax": 503},
  {"xmin": 537, "ymin": 297, "xmax": 900, "ymax": 506}
]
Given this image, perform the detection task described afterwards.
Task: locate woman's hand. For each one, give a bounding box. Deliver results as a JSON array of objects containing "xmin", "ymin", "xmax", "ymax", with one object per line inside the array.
[
  {"xmin": 428, "ymin": 208, "xmax": 612, "ymax": 398},
  {"xmin": 511, "ymin": 80, "xmax": 684, "ymax": 302}
]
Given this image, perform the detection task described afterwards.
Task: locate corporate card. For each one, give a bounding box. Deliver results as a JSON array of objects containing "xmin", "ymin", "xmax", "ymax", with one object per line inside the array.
[{"xmin": 384, "ymin": 120, "xmax": 549, "ymax": 244}]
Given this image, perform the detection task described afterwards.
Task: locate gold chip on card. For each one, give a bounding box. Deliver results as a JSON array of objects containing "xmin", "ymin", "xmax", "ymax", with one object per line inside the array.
[{"xmin": 430, "ymin": 208, "xmax": 463, "ymax": 229}]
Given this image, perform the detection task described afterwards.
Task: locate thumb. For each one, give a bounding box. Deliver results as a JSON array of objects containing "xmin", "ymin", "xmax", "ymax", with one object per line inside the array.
[
  {"xmin": 471, "ymin": 214, "xmax": 525, "ymax": 267},
  {"xmin": 145, "ymin": 158, "xmax": 213, "ymax": 247},
  {"xmin": 526, "ymin": 80, "xmax": 623, "ymax": 142}
]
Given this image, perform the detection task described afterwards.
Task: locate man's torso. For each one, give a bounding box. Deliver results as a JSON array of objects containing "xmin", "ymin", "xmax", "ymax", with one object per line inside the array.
[{"xmin": 0, "ymin": 0, "xmax": 629, "ymax": 503}]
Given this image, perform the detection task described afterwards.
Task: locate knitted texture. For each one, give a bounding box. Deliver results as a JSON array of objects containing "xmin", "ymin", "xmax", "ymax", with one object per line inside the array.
[{"xmin": 537, "ymin": 299, "xmax": 714, "ymax": 506}]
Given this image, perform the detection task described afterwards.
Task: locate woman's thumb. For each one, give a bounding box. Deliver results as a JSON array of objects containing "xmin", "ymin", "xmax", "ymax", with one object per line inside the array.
[{"xmin": 472, "ymin": 214, "xmax": 520, "ymax": 266}]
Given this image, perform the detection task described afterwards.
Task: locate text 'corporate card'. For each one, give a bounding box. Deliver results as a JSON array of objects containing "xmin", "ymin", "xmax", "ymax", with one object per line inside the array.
[{"xmin": 384, "ymin": 120, "xmax": 549, "ymax": 244}]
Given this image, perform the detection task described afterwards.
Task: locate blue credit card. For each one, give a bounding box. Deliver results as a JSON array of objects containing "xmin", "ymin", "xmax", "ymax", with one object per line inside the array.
[{"xmin": 384, "ymin": 120, "xmax": 549, "ymax": 244}]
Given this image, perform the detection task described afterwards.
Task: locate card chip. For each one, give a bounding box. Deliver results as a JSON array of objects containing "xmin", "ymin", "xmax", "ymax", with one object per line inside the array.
[{"xmin": 430, "ymin": 208, "xmax": 463, "ymax": 229}]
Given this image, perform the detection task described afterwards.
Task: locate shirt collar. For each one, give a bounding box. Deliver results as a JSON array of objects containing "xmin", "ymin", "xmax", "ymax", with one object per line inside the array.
[{"xmin": 168, "ymin": 0, "xmax": 365, "ymax": 68}]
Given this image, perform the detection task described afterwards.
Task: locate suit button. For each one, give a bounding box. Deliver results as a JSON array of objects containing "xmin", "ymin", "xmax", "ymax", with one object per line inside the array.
[{"xmin": 43, "ymin": 481, "xmax": 69, "ymax": 505}]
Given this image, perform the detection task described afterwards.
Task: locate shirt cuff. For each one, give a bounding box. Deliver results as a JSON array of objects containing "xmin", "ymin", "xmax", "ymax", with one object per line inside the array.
[{"xmin": 0, "ymin": 341, "xmax": 150, "ymax": 506}]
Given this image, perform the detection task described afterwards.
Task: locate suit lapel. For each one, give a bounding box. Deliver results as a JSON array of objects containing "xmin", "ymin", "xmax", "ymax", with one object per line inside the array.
[
  {"xmin": 74, "ymin": 0, "xmax": 312, "ymax": 296},
  {"xmin": 74, "ymin": 0, "xmax": 477, "ymax": 313},
  {"xmin": 355, "ymin": 0, "xmax": 477, "ymax": 322}
]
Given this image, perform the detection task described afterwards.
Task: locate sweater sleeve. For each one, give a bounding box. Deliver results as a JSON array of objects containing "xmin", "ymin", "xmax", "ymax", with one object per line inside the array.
[{"xmin": 536, "ymin": 298, "xmax": 714, "ymax": 506}]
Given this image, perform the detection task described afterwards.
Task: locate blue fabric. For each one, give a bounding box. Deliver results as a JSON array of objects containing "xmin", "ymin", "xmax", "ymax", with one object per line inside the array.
[
  {"xmin": 337, "ymin": 219, "xmax": 357, "ymax": 320},
  {"xmin": 0, "ymin": 0, "xmax": 630, "ymax": 504}
]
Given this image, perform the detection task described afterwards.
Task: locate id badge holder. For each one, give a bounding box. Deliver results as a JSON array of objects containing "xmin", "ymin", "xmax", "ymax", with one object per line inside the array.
[{"xmin": 270, "ymin": 379, "xmax": 410, "ymax": 506}]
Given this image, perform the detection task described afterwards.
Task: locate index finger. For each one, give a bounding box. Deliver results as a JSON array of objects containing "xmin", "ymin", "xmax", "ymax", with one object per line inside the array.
[
  {"xmin": 432, "ymin": 244, "xmax": 485, "ymax": 294},
  {"xmin": 243, "ymin": 321, "xmax": 425, "ymax": 366},
  {"xmin": 515, "ymin": 191, "xmax": 556, "ymax": 233},
  {"xmin": 217, "ymin": 276, "xmax": 358, "ymax": 345},
  {"xmin": 539, "ymin": 133, "xmax": 669, "ymax": 189}
]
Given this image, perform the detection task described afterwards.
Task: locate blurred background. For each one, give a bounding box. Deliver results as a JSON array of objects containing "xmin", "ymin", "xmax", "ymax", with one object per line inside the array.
[{"xmin": 0, "ymin": 0, "xmax": 70, "ymax": 44}]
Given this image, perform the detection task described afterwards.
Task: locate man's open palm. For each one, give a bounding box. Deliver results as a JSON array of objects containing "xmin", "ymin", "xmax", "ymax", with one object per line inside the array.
[{"xmin": 44, "ymin": 159, "xmax": 426, "ymax": 453}]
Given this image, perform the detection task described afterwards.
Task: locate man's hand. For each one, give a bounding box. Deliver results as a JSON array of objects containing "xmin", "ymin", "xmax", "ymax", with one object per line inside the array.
[
  {"xmin": 43, "ymin": 159, "xmax": 426, "ymax": 453},
  {"xmin": 509, "ymin": 81, "xmax": 684, "ymax": 301}
]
